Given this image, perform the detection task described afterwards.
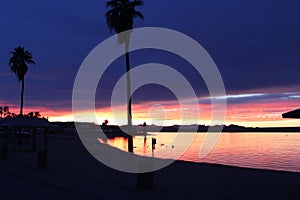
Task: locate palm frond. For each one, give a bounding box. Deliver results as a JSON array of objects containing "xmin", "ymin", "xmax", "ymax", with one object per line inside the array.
[
  {"xmin": 8, "ymin": 46, "xmax": 35, "ymax": 81},
  {"xmin": 106, "ymin": 0, "xmax": 120, "ymax": 8},
  {"xmin": 105, "ymin": 0, "xmax": 144, "ymax": 34},
  {"xmin": 130, "ymin": 0, "xmax": 144, "ymax": 7},
  {"xmin": 133, "ymin": 11, "xmax": 144, "ymax": 19}
]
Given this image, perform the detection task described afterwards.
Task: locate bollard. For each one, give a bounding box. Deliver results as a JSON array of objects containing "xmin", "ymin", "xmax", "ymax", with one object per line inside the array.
[
  {"xmin": 1, "ymin": 145, "xmax": 8, "ymax": 160},
  {"xmin": 32, "ymin": 128, "xmax": 37, "ymax": 151},
  {"xmin": 137, "ymin": 163, "xmax": 154, "ymax": 189},
  {"xmin": 37, "ymin": 150, "xmax": 47, "ymax": 169},
  {"xmin": 137, "ymin": 157, "xmax": 154, "ymax": 189},
  {"xmin": 1, "ymin": 127, "xmax": 8, "ymax": 160},
  {"xmin": 137, "ymin": 172, "xmax": 154, "ymax": 189},
  {"xmin": 36, "ymin": 131, "xmax": 48, "ymax": 170},
  {"xmin": 137, "ymin": 137, "xmax": 156, "ymax": 189}
]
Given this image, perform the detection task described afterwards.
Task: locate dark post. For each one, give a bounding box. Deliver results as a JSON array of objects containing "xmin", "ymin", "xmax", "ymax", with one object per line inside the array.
[
  {"xmin": 32, "ymin": 128, "xmax": 36, "ymax": 151},
  {"xmin": 18, "ymin": 128, "xmax": 22, "ymax": 146},
  {"xmin": 137, "ymin": 164, "xmax": 154, "ymax": 189},
  {"xmin": 37, "ymin": 150, "xmax": 47, "ymax": 169},
  {"xmin": 13, "ymin": 128, "xmax": 17, "ymax": 151},
  {"xmin": 37, "ymin": 128, "xmax": 48, "ymax": 169},
  {"xmin": 1, "ymin": 126, "xmax": 8, "ymax": 160},
  {"xmin": 137, "ymin": 137, "xmax": 156, "ymax": 189}
]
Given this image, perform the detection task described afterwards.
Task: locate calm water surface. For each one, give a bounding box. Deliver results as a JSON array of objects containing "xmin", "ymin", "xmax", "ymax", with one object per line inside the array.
[{"xmin": 103, "ymin": 132, "xmax": 300, "ymax": 173}]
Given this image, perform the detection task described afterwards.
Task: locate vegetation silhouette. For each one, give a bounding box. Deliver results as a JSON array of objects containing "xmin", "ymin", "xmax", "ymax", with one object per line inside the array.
[
  {"xmin": 0, "ymin": 106, "xmax": 43, "ymax": 120},
  {"xmin": 8, "ymin": 46, "xmax": 35, "ymax": 116},
  {"xmin": 102, "ymin": 119, "xmax": 109, "ymax": 126},
  {"xmin": 105, "ymin": 0, "xmax": 144, "ymax": 153},
  {"xmin": 0, "ymin": 106, "xmax": 12, "ymax": 118}
]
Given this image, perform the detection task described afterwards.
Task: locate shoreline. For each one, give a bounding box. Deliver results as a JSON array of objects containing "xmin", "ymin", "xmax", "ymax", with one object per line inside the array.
[
  {"xmin": 1, "ymin": 134, "xmax": 299, "ymax": 199},
  {"xmin": 51, "ymin": 132, "xmax": 300, "ymax": 174},
  {"xmin": 176, "ymin": 159, "xmax": 300, "ymax": 175}
]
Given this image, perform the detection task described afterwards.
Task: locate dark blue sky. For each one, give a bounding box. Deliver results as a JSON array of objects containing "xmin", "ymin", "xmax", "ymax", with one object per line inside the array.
[{"xmin": 1, "ymin": 0, "xmax": 300, "ymax": 116}]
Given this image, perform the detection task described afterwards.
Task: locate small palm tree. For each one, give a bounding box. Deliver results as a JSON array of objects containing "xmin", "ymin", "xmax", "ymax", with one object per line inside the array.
[
  {"xmin": 105, "ymin": 0, "xmax": 144, "ymax": 153},
  {"xmin": 9, "ymin": 46, "xmax": 35, "ymax": 116}
]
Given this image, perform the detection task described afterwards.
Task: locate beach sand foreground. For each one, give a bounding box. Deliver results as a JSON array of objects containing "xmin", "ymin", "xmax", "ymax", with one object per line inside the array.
[{"xmin": 0, "ymin": 135, "xmax": 300, "ymax": 200}]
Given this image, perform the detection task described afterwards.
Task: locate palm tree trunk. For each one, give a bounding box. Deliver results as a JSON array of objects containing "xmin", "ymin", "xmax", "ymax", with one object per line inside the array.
[
  {"xmin": 20, "ymin": 78, "xmax": 24, "ymax": 116},
  {"xmin": 125, "ymin": 41, "xmax": 134, "ymax": 153}
]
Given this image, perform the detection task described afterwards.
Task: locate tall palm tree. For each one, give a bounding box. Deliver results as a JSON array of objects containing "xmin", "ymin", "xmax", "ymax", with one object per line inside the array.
[
  {"xmin": 105, "ymin": 0, "xmax": 144, "ymax": 153},
  {"xmin": 9, "ymin": 46, "xmax": 35, "ymax": 116}
]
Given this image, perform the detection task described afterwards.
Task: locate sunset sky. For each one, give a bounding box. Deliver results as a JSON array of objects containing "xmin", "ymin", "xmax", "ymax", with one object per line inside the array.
[{"xmin": 0, "ymin": 0, "xmax": 299, "ymax": 127}]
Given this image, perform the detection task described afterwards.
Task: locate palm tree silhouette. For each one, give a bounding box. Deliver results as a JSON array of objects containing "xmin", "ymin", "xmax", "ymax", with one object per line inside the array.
[
  {"xmin": 105, "ymin": 0, "xmax": 144, "ymax": 153},
  {"xmin": 9, "ymin": 46, "xmax": 35, "ymax": 116}
]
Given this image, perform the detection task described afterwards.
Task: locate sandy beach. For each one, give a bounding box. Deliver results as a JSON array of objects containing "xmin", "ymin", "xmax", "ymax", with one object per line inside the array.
[
  {"xmin": 0, "ymin": 134, "xmax": 300, "ymax": 200},
  {"xmin": 1, "ymin": 1, "xmax": 300, "ymax": 200}
]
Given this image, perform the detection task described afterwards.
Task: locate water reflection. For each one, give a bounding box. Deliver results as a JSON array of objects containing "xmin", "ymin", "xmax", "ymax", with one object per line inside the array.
[
  {"xmin": 99, "ymin": 132, "xmax": 300, "ymax": 173},
  {"xmin": 143, "ymin": 137, "xmax": 147, "ymax": 154}
]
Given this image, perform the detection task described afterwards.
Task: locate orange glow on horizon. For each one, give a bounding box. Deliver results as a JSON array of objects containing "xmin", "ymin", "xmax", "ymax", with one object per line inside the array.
[{"xmin": 2, "ymin": 95, "xmax": 299, "ymax": 127}]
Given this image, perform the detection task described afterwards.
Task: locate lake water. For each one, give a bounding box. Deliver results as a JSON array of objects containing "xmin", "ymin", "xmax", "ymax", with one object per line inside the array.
[{"xmin": 103, "ymin": 132, "xmax": 300, "ymax": 173}]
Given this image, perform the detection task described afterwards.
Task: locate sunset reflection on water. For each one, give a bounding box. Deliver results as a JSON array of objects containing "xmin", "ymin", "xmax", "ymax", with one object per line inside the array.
[{"xmin": 100, "ymin": 132, "xmax": 300, "ymax": 173}]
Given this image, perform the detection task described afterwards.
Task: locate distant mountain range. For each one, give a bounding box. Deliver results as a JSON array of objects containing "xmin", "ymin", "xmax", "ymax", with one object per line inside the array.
[
  {"xmin": 51, "ymin": 122, "xmax": 300, "ymax": 133},
  {"xmin": 157, "ymin": 124, "xmax": 300, "ymax": 132}
]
